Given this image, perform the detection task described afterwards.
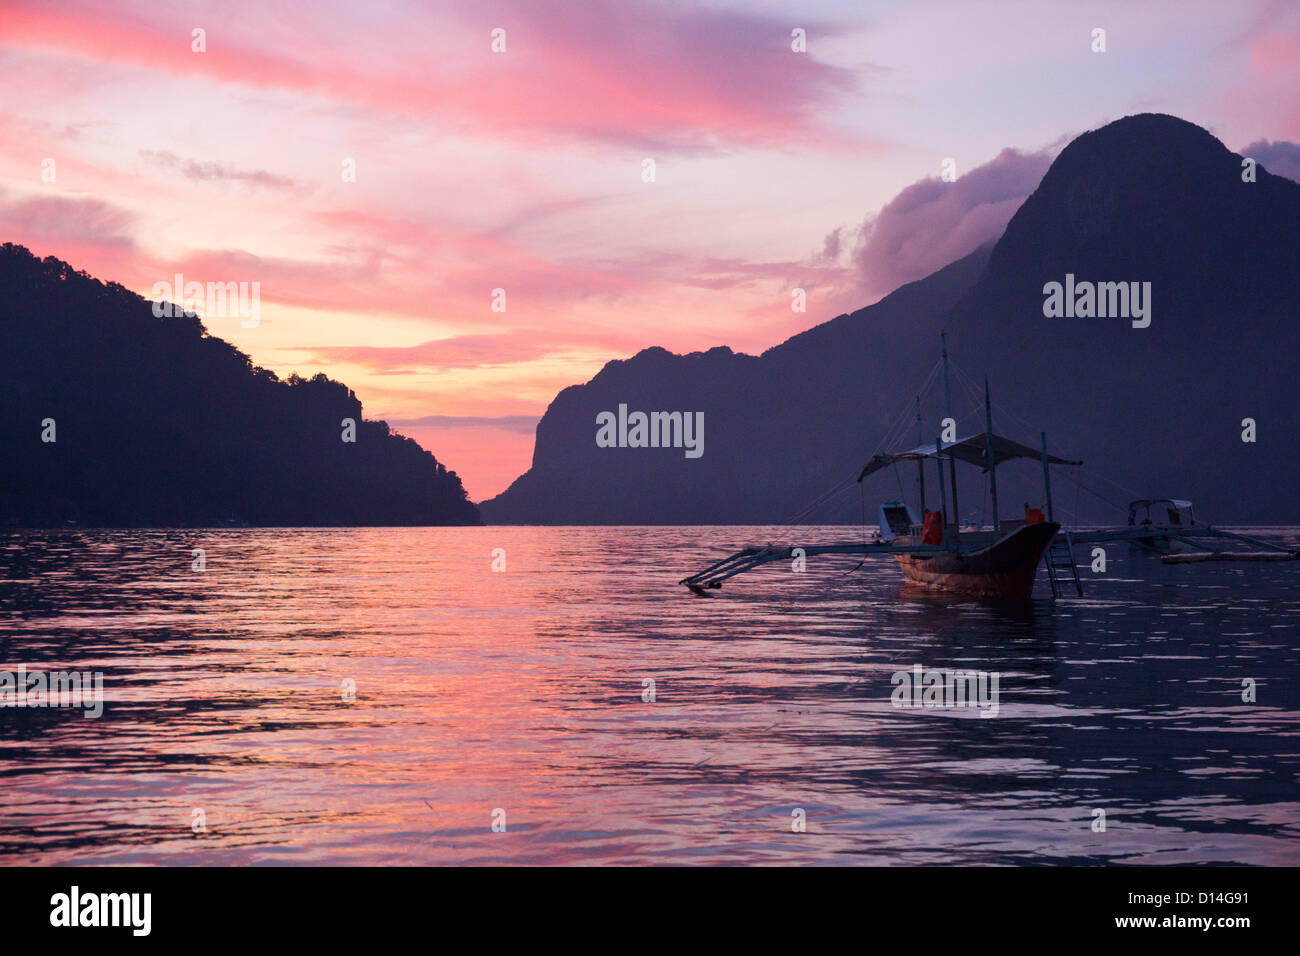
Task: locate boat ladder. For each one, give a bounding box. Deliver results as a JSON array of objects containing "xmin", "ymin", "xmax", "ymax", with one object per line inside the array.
[{"xmin": 1045, "ymin": 531, "xmax": 1083, "ymax": 597}]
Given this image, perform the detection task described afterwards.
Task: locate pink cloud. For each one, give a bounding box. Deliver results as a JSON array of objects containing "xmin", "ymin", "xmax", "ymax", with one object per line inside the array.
[
  {"xmin": 1, "ymin": 0, "xmax": 874, "ymax": 153},
  {"xmin": 300, "ymin": 333, "xmax": 568, "ymax": 372},
  {"xmin": 1214, "ymin": 17, "xmax": 1300, "ymax": 141},
  {"xmin": 1249, "ymin": 30, "xmax": 1300, "ymax": 134},
  {"xmin": 138, "ymin": 150, "xmax": 300, "ymax": 190},
  {"xmin": 0, "ymin": 190, "xmax": 135, "ymax": 248},
  {"xmin": 0, "ymin": 191, "xmax": 144, "ymax": 280},
  {"xmin": 1249, "ymin": 29, "xmax": 1300, "ymax": 75},
  {"xmin": 294, "ymin": 328, "xmax": 655, "ymax": 373}
]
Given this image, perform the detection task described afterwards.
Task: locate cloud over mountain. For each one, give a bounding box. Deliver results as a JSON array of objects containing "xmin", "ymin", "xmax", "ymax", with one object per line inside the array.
[
  {"xmin": 849, "ymin": 147, "xmax": 1055, "ymax": 302},
  {"xmin": 1239, "ymin": 138, "xmax": 1300, "ymax": 183}
]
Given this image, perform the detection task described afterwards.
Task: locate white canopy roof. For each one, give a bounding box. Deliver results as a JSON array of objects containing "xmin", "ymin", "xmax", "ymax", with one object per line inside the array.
[{"xmin": 1130, "ymin": 498, "xmax": 1193, "ymax": 510}]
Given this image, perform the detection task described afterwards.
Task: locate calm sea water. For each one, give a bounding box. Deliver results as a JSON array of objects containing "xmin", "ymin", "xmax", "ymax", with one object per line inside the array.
[{"xmin": 1, "ymin": 526, "xmax": 1297, "ymax": 865}]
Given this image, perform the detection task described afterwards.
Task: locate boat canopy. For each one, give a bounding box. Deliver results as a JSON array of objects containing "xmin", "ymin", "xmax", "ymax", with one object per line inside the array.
[
  {"xmin": 1129, "ymin": 498, "xmax": 1193, "ymax": 510},
  {"xmin": 858, "ymin": 432, "xmax": 1081, "ymax": 482}
]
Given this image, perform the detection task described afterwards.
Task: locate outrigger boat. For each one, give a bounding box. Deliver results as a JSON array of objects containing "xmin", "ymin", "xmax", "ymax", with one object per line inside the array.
[
  {"xmin": 1121, "ymin": 498, "xmax": 1196, "ymax": 552},
  {"xmin": 681, "ymin": 431, "xmax": 1080, "ymax": 601},
  {"xmin": 1066, "ymin": 495, "xmax": 1297, "ymax": 564},
  {"xmin": 680, "ymin": 337, "xmax": 1298, "ymax": 602},
  {"xmin": 1068, "ymin": 522, "xmax": 1299, "ymax": 565},
  {"xmin": 681, "ymin": 336, "xmax": 1085, "ymax": 601},
  {"xmin": 854, "ymin": 432, "xmax": 1077, "ymax": 599}
]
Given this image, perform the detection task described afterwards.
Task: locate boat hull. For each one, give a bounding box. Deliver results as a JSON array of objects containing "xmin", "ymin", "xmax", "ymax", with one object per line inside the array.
[{"xmin": 895, "ymin": 522, "xmax": 1059, "ymax": 600}]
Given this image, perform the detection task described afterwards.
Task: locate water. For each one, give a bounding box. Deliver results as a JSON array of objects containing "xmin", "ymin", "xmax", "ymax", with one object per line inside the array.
[{"xmin": 1, "ymin": 526, "xmax": 1297, "ymax": 865}]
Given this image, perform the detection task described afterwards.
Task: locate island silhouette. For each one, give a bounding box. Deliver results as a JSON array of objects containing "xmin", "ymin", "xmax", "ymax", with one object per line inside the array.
[
  {"xmin": 0, "ymin": 244, "xmax": 480, "ymax": 527},
  {"xmin": 481, "ymin": 115, "xmax": 1300, "ymax": 526},
  {"xmin": 5, "ymin": 115, "xmax": 1296, "ymax": 529}
]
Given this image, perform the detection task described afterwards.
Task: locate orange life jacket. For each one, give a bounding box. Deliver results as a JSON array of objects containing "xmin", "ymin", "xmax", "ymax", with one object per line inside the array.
[
  {"xmin": 1026, "ymin": 507, "xmax": 1047, "ymax": 524},
  {"xmin": 922, "ymin": 510, "xmax": 944, "ymax": 544}
]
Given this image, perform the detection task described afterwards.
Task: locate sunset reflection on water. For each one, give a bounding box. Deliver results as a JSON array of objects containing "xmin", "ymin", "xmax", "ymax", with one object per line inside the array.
[{"xmin": 1, "ymin": 526, "xmax": 1298, "ymax": 865}]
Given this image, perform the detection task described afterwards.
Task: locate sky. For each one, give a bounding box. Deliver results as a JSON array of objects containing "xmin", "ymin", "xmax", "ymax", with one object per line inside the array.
[{"xmin": 2, "ymin": 0, "xmax": 1298, "ymax": 499}]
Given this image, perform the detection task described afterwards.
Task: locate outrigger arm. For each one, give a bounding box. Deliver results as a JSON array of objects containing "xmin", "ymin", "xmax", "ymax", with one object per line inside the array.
[
  {"xmin": 678, "ymin": 541, "xmax": 950, "ymax": 594},
  {"xmin": 1065, "ymin": 525, "xmax": 1299, "ymax": 563}
]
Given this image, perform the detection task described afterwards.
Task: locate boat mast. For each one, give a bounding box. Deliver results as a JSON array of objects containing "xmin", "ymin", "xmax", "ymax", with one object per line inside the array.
[
  {"xmin": 941, "ymin": 332, "xmax": 960, "ymax": 542},
  {"xmin": 1040, "ymin": 432, "xmax": 1055, "ymax": 523},
  {"xmin": 915, "ymin": 396, "xmax": 927, "ymax": 518},
  {"xmin": 934, "ymin": 432, "xmax": 948, "ymax": 539},
  {"xmin": 984, "ymin": 377, "xmax": 999, "ymax": 533}
]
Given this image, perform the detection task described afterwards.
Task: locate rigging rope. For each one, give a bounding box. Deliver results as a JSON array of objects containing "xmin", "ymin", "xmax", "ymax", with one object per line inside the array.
[
  {"xmin": 773, "ymin": 357, "xmax": 944, "ymax": 542},
  {"xmin": 766, "ymin": 347, "xmax": 1178, "ymax": 547},
  {"xmin": 945, "ymin": 358, "xmax": 1149, "ymax": 525}
]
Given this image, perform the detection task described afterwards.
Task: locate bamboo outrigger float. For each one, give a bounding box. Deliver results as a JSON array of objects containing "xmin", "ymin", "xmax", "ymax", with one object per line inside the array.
[{"xmin": 679, "ymin": 336, "xmax": 1297, "ymax": 602}]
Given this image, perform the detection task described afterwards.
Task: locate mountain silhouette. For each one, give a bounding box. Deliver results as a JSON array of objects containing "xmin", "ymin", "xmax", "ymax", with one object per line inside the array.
[
  {"xmin": 0, "ymin": 244, "xmax": 481, "ymax": 526},
  {"xmin": 481, "ymin": 114, "xmax": 1300, "ymax": 525}
]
